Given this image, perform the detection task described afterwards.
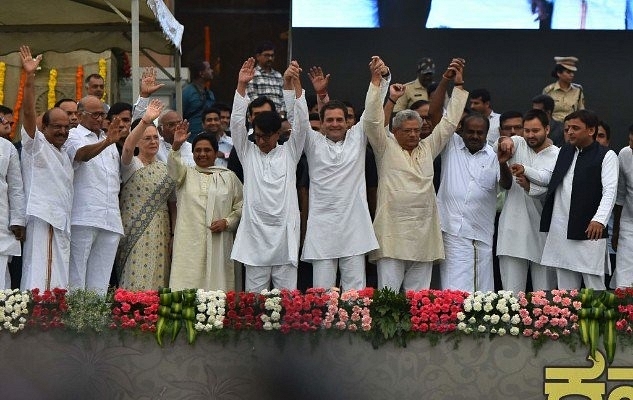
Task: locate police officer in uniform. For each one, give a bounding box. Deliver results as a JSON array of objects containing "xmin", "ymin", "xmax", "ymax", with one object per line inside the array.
[{"xmin": 542, "ymin": 56, "xmax": 585, "ymax": 122}]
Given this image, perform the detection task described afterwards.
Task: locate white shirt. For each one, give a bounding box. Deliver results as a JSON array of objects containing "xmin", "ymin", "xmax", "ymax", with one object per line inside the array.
[
  {"xmin": 229, "ymin": 90, "xmax": 307, "ymax": 267},
  {"xmin": 215, "ymin": 133, "xmax": 233, "ymax": 168},
  {"xmin": 437, "ymin": 135, "xmax": 499, "ymax": 245},
  {"xmin": 283, "ymin": 84, "xmax": 381, "ymax": 261},
  {"xmin": 486, "ymin": 111, "xmax": 501, "ymax": 146},
  {"xmin": 0, "ymin": 137, "xmax": 25, "ymax": 256},
  {"xmin": 21, "ymin": 128, "xmax": 73, "ymax": 234},
  {"xmin": 64, "ymin": 124, "xmax": 124, "ymax": 234},
  {"xmin": 541, "ymin": 148, "xmax": 618, "ymax": 274},
  {"xmin": 496, "ymin": 136, "xmax": 559, "ymax": 262},
  {"xmin": 157, "ymin": 137, "xmax": 194, "ymax": 167}
]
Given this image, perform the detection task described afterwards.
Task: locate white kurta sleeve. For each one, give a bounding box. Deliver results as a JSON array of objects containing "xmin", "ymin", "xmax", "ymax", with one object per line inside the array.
[
  {"xmin": 229, "ymin": 91, "xmax": 251, "ymax": 162},
  {"xmin": 167, "ymin": 149, "xmax": 188, "ymax": 187},
  {"xmin": 283, "ymin": 89, "xmax": 296, "ymax": 125},
  {"xmin": 287, "ymin": 89, "xmax": 308, "ymax": 163},
  {"xmin": 427, "ymin": 87, "xmax": 468, "ymax": 158},
  {"xmin": 592, "ymin": 150, "xmax": 619, "ymax": 225},
  {"xmin": 363, "ymin": 77, "xmax": 391, "ymax": 155},
  {"xmin": 7, "ymin": 145, "xmax": 25, "ymax": 227}
]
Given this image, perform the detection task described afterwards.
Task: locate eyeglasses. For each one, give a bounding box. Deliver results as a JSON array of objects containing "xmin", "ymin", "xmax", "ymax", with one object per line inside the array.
[
  {"xmin": 82, "ymin": 110, "xmax": 107, "ymax": 119},
  {"xmin": 48, "ymin": 124, "xmax": 70, "ymax": 131},
  {"xmin": 0, "ymin": 116, "xmax": 14, "ymax": 127}
]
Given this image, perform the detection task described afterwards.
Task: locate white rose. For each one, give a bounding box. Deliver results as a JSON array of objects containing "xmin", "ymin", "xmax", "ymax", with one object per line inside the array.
[
  {"xmin": 469, "ymin": 317, "xmax": 476, "ymax": 324},
  {"xmin": 217, "ymin": 307, "xmax": 226, "ymax": 316},
  {"xmin": 511, "ymin": 315, "xmax": 521, "ymax": 324},
  {"xmin": 458, "ymin": 322, "xmax": 467, "ymax": 331},
  {"xmin": 497, "ymin": 328, "xmax": 506, "ymax": 336},
  {"xmin": 483, "ymin": 303, "xmax": 493, "ymax": 312},
  {"xmin": 271, "ymin": 311, "xmax": 281, "ymax": 321},
  {"xmin": 490, "ymin": 314, "xmax": 500, "ymax": 325},
  {"xmin": 197, "ymin": 303, "xmax": 207, "ymax": 312},
  {"xmin": 473, "ymin": 302, "xmax": 482, "ymax": 311},
  {"xmin": 263, "ymin": 321, "xmax": 273, "ymax": 331},
  {"xmin": 457, "ymin": 312, "xmax": 465, "ymax": 321},
  {"xmin": 196, "ymin": 313, "xmax": 207, "ymax": 322},
  {"xmin": 464, "ymin": 303, "xmax": 472, "ymax": 312},
  {"xmin": 477, "ymin": 325, "xmax": 487, "ymax": 332},
  {"xmin": 501, "ymin": 313, "xmax": 510, "ymax": 323},
  {"xmin": 510, "ymin": 327, "xmax": 520, "ymax": 336},
  {"xmin": 483, "ymin": 315, "xmax": 491, "ymax": 322}
]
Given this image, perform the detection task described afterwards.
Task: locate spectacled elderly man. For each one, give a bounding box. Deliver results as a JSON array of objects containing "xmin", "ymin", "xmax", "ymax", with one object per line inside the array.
[
  {"xmin": 368, "ymin": 58, "xmax": 468, "ymax": 292},
  {"xmin": 64, "ymin": 95, "xmax": 127, "ymax": 295}
]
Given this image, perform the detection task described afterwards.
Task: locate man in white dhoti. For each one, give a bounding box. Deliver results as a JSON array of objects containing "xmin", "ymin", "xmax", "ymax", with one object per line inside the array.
[
  {"xmin": 540, "ymin": 110, "xmax": 618, "ymax": 290},
  {"xmin": 18, "ymin": 45, "xmax": 71, "ymax": 291},
  {"xmin": 496, "ymin": 109, "xmax": 559, "ymax": 293},
  {"xmin": 608, "ymin": 126, "xmax": 633, "ymax": 288},
  {"xmin": 438, "ymin": 112, "xmax": 500, "ymax": 293},
  {"xmin": 64, "ymin": 96, "xmax": 127, "ymax": 295},
  {"xmin": 230, "ymin": 58, "xmax": 307, "ymax": 292},
  {"xmin": 283, "ymin": 60, "xmax": 389, "ymax": 291},
  {"xmin": 367, "ymin": 58, "xmax": 468, "ymax": 292}
]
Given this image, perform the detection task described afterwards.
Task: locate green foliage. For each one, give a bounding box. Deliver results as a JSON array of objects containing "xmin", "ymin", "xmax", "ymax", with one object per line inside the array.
[
  {"xmin": 365, "ymin": 288, "xmax": 412, "ymax": 349},
  {"xmin": 63, "ymin": 289, "xmax": 111, "ymax": 333}
]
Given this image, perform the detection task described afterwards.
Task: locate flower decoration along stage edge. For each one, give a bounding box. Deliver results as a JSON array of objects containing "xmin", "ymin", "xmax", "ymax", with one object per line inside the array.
[{"xmin": 1, "ymin": 287, "xmax": 632, "ymax": 364}]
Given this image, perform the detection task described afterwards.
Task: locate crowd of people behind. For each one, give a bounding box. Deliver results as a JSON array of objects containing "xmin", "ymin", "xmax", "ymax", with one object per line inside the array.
[{"xmin": 0, "ymin": 42, "xmax": 630, "ymax": 297}]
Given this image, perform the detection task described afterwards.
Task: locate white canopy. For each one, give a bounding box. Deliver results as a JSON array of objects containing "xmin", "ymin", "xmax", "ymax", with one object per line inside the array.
[{"xmin": 1, "ymin": 0, "xmax": 184, "ymax": 100}]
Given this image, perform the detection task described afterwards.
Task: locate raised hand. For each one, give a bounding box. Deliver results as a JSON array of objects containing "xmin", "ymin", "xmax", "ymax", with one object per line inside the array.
[
  {"xmin": 238, "ymin": 58, "xmax": 256, "ymax": 85},
  {"xmin": 308, "ymin": 66, "xmax": 330, "ymax": 94},
  {"xmin": 443, "ymin": 58, "xmax": 466, "ymax": 83},
  {"xmin": 140, "ymin": 67, "xmax": 164, "ymax": 97},
  {"xmin": 369, "ymin": 56, "xmax": 388, "ymax": 85},
  {"xmin": 19, "ymin": 45, "xmax": 42, "ymax": 74},
  {"xmin": 106, "ymin": 116, "xmax": 126, "ymax": 144},
  {"xmin": 173, "ymin": 119, "xmax": 190, "ymax": 148},
  {"xmin": 389, "ymin": 84, "xmax": 405, "ymax": 101},
  {"xmin": 143, "ymin": 99, "xmax": 164, "ymax": 123}
]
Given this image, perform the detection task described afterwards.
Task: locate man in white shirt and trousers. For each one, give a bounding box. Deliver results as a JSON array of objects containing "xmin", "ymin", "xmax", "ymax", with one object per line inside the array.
[
  {"xmin": 19, "ymin": 45, "xmax": 71, "ymax": 291},
  {"xmin": 283, "ymin": 58, "xmax": 389, "ymax": 291},
  {"xmin": 438, "ymin": 111, "xmax": 500, "ymax": 293},
  {"xmin": 540, "ymin": 109, "xmax": 618, "ymax": 289},
  {"xmin": 368, "ymin": 58, "xmax": 468, "ymax": 292},
  {"xmin": 64, "ymin": 95, "xmax": 127, "ymax": 295},
  {"xmin": 496, "ymin": 109, "xmax": 559, "ymax": 293},
  {"xmin": 230, "ymin": 58, "xmax": 306, "ymax": 292}
]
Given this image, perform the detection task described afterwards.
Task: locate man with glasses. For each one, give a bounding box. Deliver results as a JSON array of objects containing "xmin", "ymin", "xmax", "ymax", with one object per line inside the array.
[
  {"xmin": 246, "ymin": 41, "xmax": 286, "ymax": 116},
  {"xmin": 368, "ymin": 58, "xmax": 468, "ymax": 292},
  {"xmin": 0, "ymin": 106, "xmax": 15, "ymax": 140},
  {"xmin": 64, "ymin": 95, "xmax": 127, "ymax": 295}
]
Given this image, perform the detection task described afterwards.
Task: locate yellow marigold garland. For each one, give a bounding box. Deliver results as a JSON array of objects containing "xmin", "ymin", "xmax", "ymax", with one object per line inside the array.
[
  {"xmin": 76, "ymin": 65, "xmax": 83, "ymax": 101},
  {"xmin": 47, "ymin": 68, "xmax": 58, "ymax": 109},
  {"xmin": 98, "ymin": 58, "xmax": 107, "ymax": 102},
  {"xmin": 0, "ymin": 62, "xmax": 6, "ymax": 105}
]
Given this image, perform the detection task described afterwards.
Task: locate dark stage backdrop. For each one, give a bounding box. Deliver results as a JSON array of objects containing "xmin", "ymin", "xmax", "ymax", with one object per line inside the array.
[{"xmin": 292, "ymin": 27, "xmax": 632, "ymax": 150}]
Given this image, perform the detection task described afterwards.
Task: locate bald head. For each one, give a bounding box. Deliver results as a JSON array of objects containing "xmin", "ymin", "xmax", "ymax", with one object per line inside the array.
[{"xmin": 78, "ymin": 95, "xmax": 107, "ymax": 133}]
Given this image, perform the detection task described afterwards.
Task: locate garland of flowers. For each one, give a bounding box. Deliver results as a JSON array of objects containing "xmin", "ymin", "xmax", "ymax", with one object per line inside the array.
[
  {"xmin": 5, "ymin": 287, "xmax": 633, "ymax": 365},
  {"xmin": 47, "ymin": 68, "xmax": 57, "ymax": 109},
  {"xmin": 98, "ymin": 58, "xmax": 107, "ymax": 102},
  {"xmin": 0, "ymin": 62, "xmax": 6, "ymax": 105},
  {"xmin": 11, "ymin": 70, "xmax": 26, "ymax": 140},
  {"xmin": 75, "ymin": 65, "xmax": 83, "ymax": 101}
]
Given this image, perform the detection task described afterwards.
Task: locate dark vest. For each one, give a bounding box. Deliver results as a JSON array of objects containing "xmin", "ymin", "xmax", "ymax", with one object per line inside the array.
[{"xmin": 540, "ymin": 141, "xmax": 609, "ymax": 240}]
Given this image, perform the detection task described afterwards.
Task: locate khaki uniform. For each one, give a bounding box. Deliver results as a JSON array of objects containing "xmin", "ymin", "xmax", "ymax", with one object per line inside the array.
[
  {"xmin": 542, "ymin": 82, "xmax": 585, "ymax": 122},
  {"xmin": 393, "ymin": 79, "xmax": 429, "ymax": 112}
]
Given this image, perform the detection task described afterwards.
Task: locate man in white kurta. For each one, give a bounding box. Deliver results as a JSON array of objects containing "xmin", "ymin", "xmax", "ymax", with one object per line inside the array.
[
  {"xmin": 0, "ymin": 137, "xmax": 25, "ymax": 289},
  {"xmin": 612, "ymin": 131, "xmax": 633, "ymax": 288},
  {"xmin": 18, "ymin": 46, "xmax": 73, "ymax": 291},
  {"xmin": 283, "ymin": 63, "xmax": 385, "ymax": 291},
  {"xmin": 367, "ymin": 59, "xmax": 468, "ymax": 292},
  {"xmin": 64, "ymin": 95, "xmax": 126, "ymax": 295},
  {"xmin": 437, "ymin": 115, "xmax": 500, "ymax": 293},
  {"xmin": 540, "ymin": 111, "xmax": 618, "ymax": 289},
  {"xmin": 230, "ymin": 58, "xmax": 307, "ymax": 292},
  {"xmin": 496, "ymin": 111, "xmax": 559, "ymax": 293}
]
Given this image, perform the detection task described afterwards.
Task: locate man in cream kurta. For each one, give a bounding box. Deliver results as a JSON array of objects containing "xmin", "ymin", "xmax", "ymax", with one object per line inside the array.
[
  {"xmin": 230, "ymin": 58, "xmax": 307, "ymax": 292},
  {"xmin": 612, "ymin": 130, "xmax": 633, "ymax": 288},
  {"xmin": 367, "ymin": 58, "xmax": 468, "ymax": 291},
  {"xmin": 18, "ymin": 46, "xmax": 73, "ymax": 291},
  {"xmin": 283, "ymin": 61, "xmax": 386, "ymax": 291},
  {"xmin": 496, "ymin": 110, "xmax": 559, "ymax": 293}
]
